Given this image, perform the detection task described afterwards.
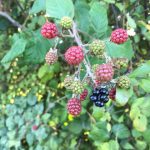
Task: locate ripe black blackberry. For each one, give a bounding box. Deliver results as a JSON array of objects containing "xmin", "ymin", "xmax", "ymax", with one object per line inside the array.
[{"xmin": 90, "ymin": 87, "xmax": 109, "ymax": 107}]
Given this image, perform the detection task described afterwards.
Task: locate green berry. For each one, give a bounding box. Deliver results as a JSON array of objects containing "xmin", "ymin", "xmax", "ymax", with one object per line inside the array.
[
  {"xmin": 64, "ymin": 76, "xmax": 74, "ymax": 89},
  {"xmin": 60, "ymin": 16, "xmax": 73, "ymax": 29},
  {"xmin": 92, "ymin": 64, "xmax": 99, "ymax": 72},
  {"xmin": 115, "ymin": 58, "xmax": 128, "ymax": 69},
  {"xmin": 71, "ymin": 81, "xmax": 84, "ymax": 94},
  {"xmin": 117, "ymin": 76, "xmax": 130, "ymax": 89},
  {"xmin": 89, "ymin": 40, "xmax": 105, "ymax": 58}
]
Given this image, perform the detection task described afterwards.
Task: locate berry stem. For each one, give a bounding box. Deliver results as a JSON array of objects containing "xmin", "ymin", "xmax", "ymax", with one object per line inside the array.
[{"xmin": 71, "ymin": 22, "xmax": 95, "ymax": 83}]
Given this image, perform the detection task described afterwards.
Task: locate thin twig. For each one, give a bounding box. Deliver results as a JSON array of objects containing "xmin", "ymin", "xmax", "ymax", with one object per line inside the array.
[{"xmin": 0, "ymin": 11, "xmax": 22, "ymax": 28}]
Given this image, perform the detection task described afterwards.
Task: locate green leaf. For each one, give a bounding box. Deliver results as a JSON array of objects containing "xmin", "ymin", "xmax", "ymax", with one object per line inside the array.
[
  {"xmin": 68, "ymin": 120, "xmax": 82, "ymax": 134},
  {"xmin": 133, "ymin": 114, "xmax": 147, "ymax": 132},
  {"xmin": 139, "ymin": 79, "xmax": 150, "ymax": 93},
  {"xmin": 26, "ymin": 133, "xmax": 34, "ymax": 146},
  {"xmin": 27, "ymin": 94, "xmax": 37, "ymax": 106},
  {"xmin": 135, "ymin": 140, "xmax": 147, "ymax": 150},
  {"xmin": 129, "ymin": 61, "xmax": 150, "ymax": 78},
  {"xmin": 1, "ymin": 39, "xmax": 27, "ymax": 63},
  {"xmin": 103, "ymin": 0, "xmax": 115, "ymax": 3},
  {"xmin": 116, "ymin": 87, "xmax": 133, "ymax": 106},
  {"xmin": 92, "ymin": 106, "xmax": 105, "ymax": 120},
  {"xmin": 30, "ymin": 0, "xmax": 46, "ymax": 14},
  {"xmin": 46, "ymin": 0, "xmax": 74, "ymax": 19},
  {"xmin": 129, "ymin": 106, "xmax": 140, "ymax": 120},
  {"xmin": 143, "ymin": 129, "xmax": 150, "ymax": 143},
  {"xmin": 89, "ymin": 122, "xmax": 109, "ymax": 142},
  {"xmin": 126, "ymin": 14, "xmax": 136, "ymax": 29},
  {"xmin": 41, "ymin": 113, "xmax": 51, "ymax": 123},
  {"xmin": 105, "ymin": 40, "xmax": 134, "ymax": 60},
  {"xmin": 75, "ymin": 1, "xmax": 90, "ymax": 32},
  {"xmin": 24, "ymin": 31, "xmax": 52, "ymax": 64},
  {"xmin": 6, "ymin": 117, "xmax": 16, "ymax": 130},
  {"xmin": 112, "ymin": 124, "xmax": 130, "ymax": 139},
  {"xmin": 89, "ymin": 2, "xmax": 108, "ymax": 35},
  {"xmin": 132, "ymin": 97, "xmax": 150, "ymax": 117},
  {"xmin": 121, "ymin": 141, "xmax": 134, "ymax": 149}
]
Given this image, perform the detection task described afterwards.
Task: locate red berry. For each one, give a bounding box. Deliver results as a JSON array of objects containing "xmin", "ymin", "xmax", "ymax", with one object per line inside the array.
[
  {"xmin": 109, "ymin": 88, "xmax": 116, "ymax": 100},
  {"xmin": 110, "ymin": 28, "xmax": 128, "ymax": 44},
  {"xmin": 32, "ymin": 125, "xmax": 38, "ymax": 130},
  {"xmin": 64, "ymin": 46, "xmax": 84, "ymax": 65},
  {"xmin": 80, "ymin": 89, "xmax": 88, "ymax": 101},
  {"xmin": 95, "ymin": 63, "xmax": 114, "ymax": 82},
  {"xmin": 45, "ymin": 51, "xmax": 58, "ymax": 65},
  {"xmin": 67, "ymin": 98, "xmax": 81, "ymax": 117},
  {"xmin": 41, "ymin": 22, "xmax": 58, "ymax": 39}
]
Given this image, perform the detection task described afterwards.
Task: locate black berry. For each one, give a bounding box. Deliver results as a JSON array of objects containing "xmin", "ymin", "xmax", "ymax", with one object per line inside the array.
[
  {"xmin": 95, "ymin": 101, "xmax": 104, "ymax": 107},
  {"xmin": 103, "ymin": 97, "xmax": 109, "ymax": 103},
  {"xmin": 92, "ymin": 88, "xmax": 100, "ymax": 95},
  {"xmin": 90, "ymin": 95, "xmax": 98, "ymax": 102}
]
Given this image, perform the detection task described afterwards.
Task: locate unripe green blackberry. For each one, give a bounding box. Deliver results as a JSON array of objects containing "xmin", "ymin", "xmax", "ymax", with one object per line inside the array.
[
  {"xmin": 117, "ymin": 76, "xmax": 130, "ymax": 89},
  {"xmin": 92, "ymin": 64, "xmax": 99, "ymax": 72},
  {"xmin": 89, "ymin": 40, "xmax": 105, "ymax": 58},
  {"xmin": 71, "ymin": 81, "xmax": 84, "ymax": 94},
  {"xmin": 115, "ymin": 58, "xmax": 128, "ymax": 69},
  {"xmin": 60, "ymin": 16, "xmax": 73, "ymax": 29},
  {"xmin": 64, "ymin": 76, "xmax": 74, "ymax": 89}
]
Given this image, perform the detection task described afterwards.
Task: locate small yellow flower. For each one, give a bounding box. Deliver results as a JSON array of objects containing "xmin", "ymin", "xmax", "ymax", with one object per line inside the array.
[
  {"xmin": 10, "ymin": 99, "xmax": 14, "ymax": 104},
  {"xmin": 51, "ymin": 92, "xmax": 55, "ymax": 97},
  {"xmin": 57, "ymin": 83, "xmax": 61, "ymax": 88},
  {"xmin": 85, "ymin": 138, "xmax": 88, "ymax": 141},
  {"xmin": 49, "ymin": 121, "xmax": 56, "ymax": 127},
  {"xmin": 12, "ymin": 62, "xmax": 17, "ymax": 67},
  {"xmin": 13, "ymin": 76, "xmax": 17, "ymax": 79},
  {"xmin": 84, "ymin": 131, "xmax": 89, "ymax": 135},
  {"xmin": 9, "ymin": 85, "xmax": 14, "ymax": 90},
  {"xmin": 37, "ymin": 94, "xmax": 43, "ymax": 101},
  {"xmin": 2, "ymin": 105, "xmax": 5, "ymax": 109},
  {"xmin": 64, "ymin": 122, "xmax": 68, "ymax": 126},
  {"xmin": 60, "ymin": 82, "xmax": 64, "ymax": 88},
  {"xmin": 125, "ymin": 108, "xmax": 129, "ymax": 112}
]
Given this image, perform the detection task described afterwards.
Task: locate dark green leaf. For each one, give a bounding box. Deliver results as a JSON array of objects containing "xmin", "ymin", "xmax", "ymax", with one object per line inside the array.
[
  {"xmin": 90, "ymin": 2, "xmax": 108, "ymax": 35},
  {"xmin": 129, "ymin": 61, "xmax": 150, "ymax": 77},
  {"xmin": 1, "ymin": 39, "xmax": 27, "ymax": 63},
  {"xmin": 46, "ymin": 0, "xmax": 74, "ymax": 19},
  {"xmin": 105, "ymin": 40, "xmax": 134, "ymax": 60},
  {"xmin": 112, "ymin": 124, "xmax": 130, "ymax": 139},
  {"xmin": 30, "ymin": 0, "xmax": 46, "ymax": 14}
]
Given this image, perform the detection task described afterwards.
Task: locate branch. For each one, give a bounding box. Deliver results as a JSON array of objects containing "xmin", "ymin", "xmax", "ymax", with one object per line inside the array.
[
  {"xmin": 71, "ymin": 22, "xmax": 95, "ymax": 83},
  {"xmin": 0, "ymin": 11, "xmax": 22, "ymax": 28}
]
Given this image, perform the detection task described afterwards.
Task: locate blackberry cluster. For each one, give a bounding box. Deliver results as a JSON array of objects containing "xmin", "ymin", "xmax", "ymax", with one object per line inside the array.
[{"xmin": 90, "ymin": 88, "xmax": 109, "ymax": 107}]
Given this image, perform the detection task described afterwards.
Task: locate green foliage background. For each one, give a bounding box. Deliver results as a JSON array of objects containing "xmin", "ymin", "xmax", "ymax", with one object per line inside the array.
[{"xmin": 0, "ymin": 0, "xmax": 150, "ymax": 149}]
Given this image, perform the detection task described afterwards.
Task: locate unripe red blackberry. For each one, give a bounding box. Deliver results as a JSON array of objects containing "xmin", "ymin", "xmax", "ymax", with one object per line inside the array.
[
  {"xmin": 41, "ymin": 22, "xmax": 58, "ymax": 39},
  {"xmin": 60, "ymin": 16, "xmax": 73, "ymax": 29},
  {"xmin": 64, "ymin": 75, "xmax": 74, "ymax": 89},
  {"xmin": 89, "ymin": 40, "xmax": 105, "ymax": 58},
  {"xmin": 71, "ymin": 80, "xmax": 84, "ymax": 94},
  {"xmin": 109, "ymin": 88, "xmax": 116, "ymax": 100},
  {"xmin": 95, "ymin": 63, "xmax": 114, "ymax": 82},
  {"xmin": 32, "ymin": 125, "xmax": 38, "ymax": 131},
  {"xmin": 115, "ymin": 58, "xmax": 128, "ymax": 69},
  {"xmin": 67, "ymin": 98, "xmax": 81, "ymax": 116},
  {"xmin": 117, "ymin": 76, "xmax": 130, "ymax": 89},
  {"xmin": 45, "ymin": 51, "xmax": 58, "ymax": 65},
  {"xmin": 80, "ymin": 89, "xmax": 88, "ymax": 101},
  {"xmin": 64, "ymin": 46, "xmax": 84, "ymax": 65},
  {"xmin": 111, "ymin": 28, "xmax": 128, "ymax": 44}
]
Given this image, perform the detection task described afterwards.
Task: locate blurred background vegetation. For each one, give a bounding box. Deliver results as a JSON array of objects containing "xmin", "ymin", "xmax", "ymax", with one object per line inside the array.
[{"xmin": 0, "ymin": 0, "xmax": 150, "ymax": 149}]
